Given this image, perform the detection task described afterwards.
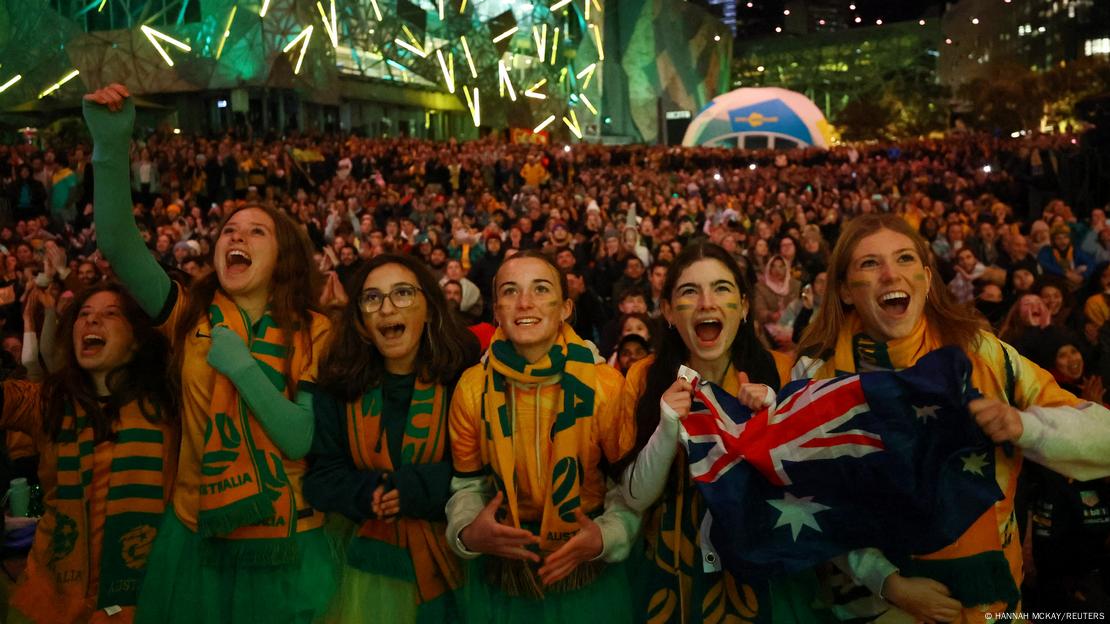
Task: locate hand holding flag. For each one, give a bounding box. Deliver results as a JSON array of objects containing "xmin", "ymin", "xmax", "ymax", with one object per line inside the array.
[{"xmin": 679, "ymin": 347, "xmax": 1005, "ymax": 582}]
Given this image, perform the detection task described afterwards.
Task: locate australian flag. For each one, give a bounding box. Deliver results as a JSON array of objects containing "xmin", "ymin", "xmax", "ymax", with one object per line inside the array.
[{"xmin": 681, "ymin": 346, "xmax": 1003, "ymax": 579}]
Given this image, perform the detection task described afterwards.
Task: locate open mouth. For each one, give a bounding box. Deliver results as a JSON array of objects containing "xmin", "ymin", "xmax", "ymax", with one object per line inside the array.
[
  {"xmin": 693, "ymin": 320, "xmax": 723, "ymax": 344},
  {"xmin": 878, "ymin": 291, "xmax": 910, "ymax": 316},
  {"xmin": 225, "ymin": 249, "xmax": 252, "ymax": 274},
  {"xmin": 80, "ymin": 333, "xmax": 106, "ymax": 356},
  {"xmin": 515, "ymin": 318, "xmax": 541, "ymax": 327},
  {"xmin": 377, "ymin": 323, "xmax": 406, "ymax": 340}
]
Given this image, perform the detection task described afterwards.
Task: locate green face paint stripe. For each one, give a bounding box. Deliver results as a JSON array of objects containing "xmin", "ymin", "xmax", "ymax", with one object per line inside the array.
[
  {"xmin": 673, "ymin": 304, "xmax": 694, "ymax": 311},
  {"xmin": 725, "ymin": 303, "xmax": 739, "ymax": 309},
  {"xmin": 848, "ymin": 280, "xmax": 869, "ymax": 288},
  {"xmin": 914, "ymin": 273, "xmax": 928, "ymax": 280}
]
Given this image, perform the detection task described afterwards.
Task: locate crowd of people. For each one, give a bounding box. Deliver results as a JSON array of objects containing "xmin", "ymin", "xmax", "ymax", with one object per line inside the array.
[{"xmin": 0, "ymin": 81, "xmax": 1107, "ymax": 623}]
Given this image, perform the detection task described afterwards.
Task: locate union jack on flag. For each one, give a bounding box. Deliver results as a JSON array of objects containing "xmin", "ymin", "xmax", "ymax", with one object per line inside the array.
[
  {"xmin": 685, "ymin": 373, "xmax": 886, "ymax": 487},
  {"xmin": 680, "ymin": 347, "xmax": 1004, "ymax": 579}
]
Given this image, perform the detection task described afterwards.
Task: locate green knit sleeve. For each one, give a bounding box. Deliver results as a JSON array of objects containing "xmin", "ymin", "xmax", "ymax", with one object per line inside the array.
[{"xmin": 83, "ymin": 99, "xmax": 171, "ymax": 318}]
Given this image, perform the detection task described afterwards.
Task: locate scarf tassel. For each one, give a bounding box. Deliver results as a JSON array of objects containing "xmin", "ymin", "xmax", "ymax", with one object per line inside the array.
[
  {"xmin": 199, "ymin": 534, "xmax": 301, "ymax": 568},
  {"xmin": 197, "ymin": 494, "xmax": 276, "ymax": 538},
  {"xmin": 482, "ymin": 557, "xmax": 604, "ymax": 599}
]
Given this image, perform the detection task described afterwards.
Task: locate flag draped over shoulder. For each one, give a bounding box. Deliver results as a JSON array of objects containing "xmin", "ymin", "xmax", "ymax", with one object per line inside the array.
[{"xmin": 680, "ymin": 346, "xmax": 1003, "ymax": 580}]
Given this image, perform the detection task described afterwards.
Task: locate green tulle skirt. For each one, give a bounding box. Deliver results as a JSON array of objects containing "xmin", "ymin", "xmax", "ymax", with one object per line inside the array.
[
  {"xmin": 134, "ymin": 507, "xmax": 338, "ymax": 624},
  {"xmin": 457, "ymin": 557, "xmax": 634, "ymax": 624},
  {"xmin": 322, "ymin": 565, "xmax": 458, "ymax": 624}
]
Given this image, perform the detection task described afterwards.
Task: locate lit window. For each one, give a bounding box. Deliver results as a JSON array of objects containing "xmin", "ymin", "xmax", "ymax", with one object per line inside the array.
[{"xmin": 1086, "ymin": 38, "xmax": 1110, "ymax": 56}]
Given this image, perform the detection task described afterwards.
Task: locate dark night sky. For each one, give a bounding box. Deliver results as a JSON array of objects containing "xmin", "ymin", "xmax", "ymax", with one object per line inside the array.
[
  {"xmin": 719, "ymin": 0, "xmax": 954, "ymax": 37},
  {"xmin": 850, "ymin": 0, "xmax": 948, "ymax": 22}
]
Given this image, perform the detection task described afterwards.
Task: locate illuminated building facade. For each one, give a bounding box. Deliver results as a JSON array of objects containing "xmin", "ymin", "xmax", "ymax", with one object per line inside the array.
[
  {"xmin": 731, "ymin": 19, "xmax": 942, "ymax": 121},
  {"xmin": 0, "ymin": 0, "xmax": 732, "ymax": 143},
  {"xmin": 939, "ymin": 0, "xmax": 1110, "ymax": 86}
]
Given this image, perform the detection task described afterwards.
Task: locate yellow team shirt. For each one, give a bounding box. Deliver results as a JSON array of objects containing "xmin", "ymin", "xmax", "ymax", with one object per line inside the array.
[{"xmin": 449, "ymin": 361, "xmax": 631, "ymax": 521}]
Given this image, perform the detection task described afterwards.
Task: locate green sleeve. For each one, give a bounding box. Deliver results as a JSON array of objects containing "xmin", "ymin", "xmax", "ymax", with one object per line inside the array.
[
  {"xmin": 83, "ymin": 99, "xmax": 171, "ymax": 318},
  {"xmin": 222, "ymin": 361, "xmax": 316, "ymax": 460}
]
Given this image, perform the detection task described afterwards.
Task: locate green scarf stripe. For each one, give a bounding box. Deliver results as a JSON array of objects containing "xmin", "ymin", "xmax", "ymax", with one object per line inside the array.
[
  {"xmin": 115, "ymin": 428, "xmax": 165, "ymax": 444},
  {"xmin": 565, "ymin": 343, "xmax": 594, "ymax": 363},
  {"xmin": 403, "ymin": 421, "xmax": 430, "ymax": 441},
  {"xmin": 110, "ymin": 456, "xmax": 164, "ymax": 472},
  {"xmin": 360, "ymin": 390, "xmax": 379, "ymax": 417},
  {"xmin": 251, "ymin": 340, "xmax": 288, "ymax": 359},
  {"xmin": 255, "ymin": 358, "xmax": 287, "ymax": 391},
  {"xmin": 488, "ymin": 369, "xmax": 512, "ymax": 438},
  {"xmin": 426, "ymin": 391, "xmax": 448, "ymax": 463},
  {"xmin": 349, "ymin": 401, "xmax": 373, "ymax": 469},
  {"xmin": 57, "ymin": 485, "xmax": 85, "ymax": 500},
  {"xmin": 107, "ymin": 484, "xmax": 163, "ymax": 501},
  {"xmin": 58, "ymin": 456, "xmax": 81, "ymax": 471},
  {"xmin": 412, "ymin": 385, "xmax": 436, "ymax": 402},
  {"xmin": 252, "ymin": 314, "xmax": 279, "ymax": 337},
  {"xmin": 52, "ymin": 395, "xmax": 169, "ymax": 611}
]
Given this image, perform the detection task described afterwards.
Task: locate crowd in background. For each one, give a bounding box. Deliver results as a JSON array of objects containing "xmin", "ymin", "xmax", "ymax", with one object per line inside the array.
[{"xmin": 1, "ymin": 124, "xmax": 1109, "ymax": 607}]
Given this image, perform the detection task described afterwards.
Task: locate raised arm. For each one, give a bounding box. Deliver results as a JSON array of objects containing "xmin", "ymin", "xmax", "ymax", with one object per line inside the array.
[{"xmin": 82, "ymin": 85, "xmax": 170, "ymax": 317}]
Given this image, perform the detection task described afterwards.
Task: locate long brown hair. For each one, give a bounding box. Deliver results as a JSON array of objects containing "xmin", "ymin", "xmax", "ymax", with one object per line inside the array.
[
  {"xmin": 796, "ymin": 213, "xmax": 981, "ymax": 361},
  {"xmin": 171, "ymin": 203, "xmax": 322, "ymax": 391},
  {"xmin": 615, "ymin": 242, "xmax": 779, "ymax": 476},
  {"xmin": 317, "ymin": 254, "xmax": 478, "ymax": 400},
  {"xmin": 42, "ymin": 283, "xmax": 178, "ymax": 442}
]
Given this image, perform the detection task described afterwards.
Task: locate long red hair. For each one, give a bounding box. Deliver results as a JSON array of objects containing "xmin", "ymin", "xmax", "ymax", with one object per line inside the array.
[{"xmin": 796, "ymin": 214, "xmax": 982, "ymax": 361}]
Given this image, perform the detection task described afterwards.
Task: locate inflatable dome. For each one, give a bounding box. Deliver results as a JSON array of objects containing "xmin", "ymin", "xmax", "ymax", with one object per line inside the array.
[{"xmin": 682, "ymin": 87, "xmax": 835, "ymax": 149}]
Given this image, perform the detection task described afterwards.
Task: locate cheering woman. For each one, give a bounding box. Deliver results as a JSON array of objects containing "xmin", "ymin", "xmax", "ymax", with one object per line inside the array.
[
  {"xmin": 4, "ymin": 284, "xmax": 178, "ymax": 624},
  {"xmin": 304, "ymin": 254, "xmax": 478, "ymax": 623},
  {"xmin": 795, "ymin": 214, "xmax": 1110, "ymax": 623},
  {"xmin": 84, "ymin": 85, "xmax": 335, "ymax": 623},
  {"xmin": 616, "ymin": 242, "xmax": 829, "ymax": 623},
  {"xmin": 445, "ymin": 250, "xmax": 639, "ymax": 623}
]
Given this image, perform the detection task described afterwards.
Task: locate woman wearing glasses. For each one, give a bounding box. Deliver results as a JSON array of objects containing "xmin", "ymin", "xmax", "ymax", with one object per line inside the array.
[
  {"xmin": 305, "ymin": 254, "xmax": 479, "ymax": 623},
  {"xmin": 84, "ymin": 85, "xmax": 336, "ymax": 623}
]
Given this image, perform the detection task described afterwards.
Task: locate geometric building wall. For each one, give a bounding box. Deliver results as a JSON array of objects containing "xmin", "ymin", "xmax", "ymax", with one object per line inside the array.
[
  {"xmin": 1, "ymin": 0, "xmax": 607, "ymax": 139},
  {"xmin": 1, "ymin": 0, "xmax": 732, "ymax": 143},
  {"xmin": 602, "ymin": 0, "xmax": 733, "ymax": 143}
]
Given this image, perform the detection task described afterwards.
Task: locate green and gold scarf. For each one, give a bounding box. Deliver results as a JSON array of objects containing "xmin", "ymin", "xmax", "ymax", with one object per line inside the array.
[
  {"xmin": 196, "ymin": 291, "xmax": 317, "ymax": 546},
  {"xmin": 20, "ymin": 402, "xmax": 170, "ymax": 621},
  {"xmin": 345, "ymin": 379, "xmax": 461, "ymax": 602},
  {"xmin": 481, "ymin": 324, "xmax": 596, "ymax": 554}
]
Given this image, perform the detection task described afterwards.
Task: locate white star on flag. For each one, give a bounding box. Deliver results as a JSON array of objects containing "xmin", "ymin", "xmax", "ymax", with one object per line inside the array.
[
  {"xmin": 768, "ymin": 492, "xmax": 831, "ymax": 541},
  {"xmin": 961, "ymin": 451, "xmax": 989, "ymax": 476},
  {"xmin": 913, "ymin": 405, "xmax": 940, "ymax": 422}
]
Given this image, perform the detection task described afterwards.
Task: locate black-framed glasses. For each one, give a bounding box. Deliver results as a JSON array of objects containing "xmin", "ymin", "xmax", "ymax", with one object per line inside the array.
[{"xmin": 359, "ymin": 285, "xmax": 423, "ymax": 313}]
